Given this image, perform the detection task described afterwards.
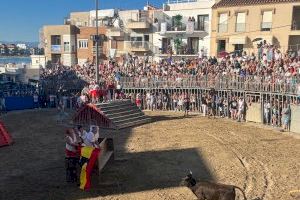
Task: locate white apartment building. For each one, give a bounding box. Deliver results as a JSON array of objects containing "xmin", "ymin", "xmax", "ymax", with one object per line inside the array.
[
  {"xmin": 16, "ymin": 44, "xmax": 27, "ymax": 50},
  {"xmin": 152, "ymin": 0, "xmax": 216, "ymax": 60}
]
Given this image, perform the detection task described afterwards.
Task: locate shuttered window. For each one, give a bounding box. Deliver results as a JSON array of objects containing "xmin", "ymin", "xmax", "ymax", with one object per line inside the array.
[
  {"xmin": 236, "ymin": 12, "xmax": 246, "ymax": 32},
  {"xmin": 262, "ymin": 11, "xmax": 273, "ymax": 23},
  {"xmin": 236, "ymin": 12, "xmax": 246, "ymax": 23},
  {"xmin": 261, "ymin": 11, "xmax": 272, "ymax": 31},
  {"xmin": 219, "ymin": 13, "xmax": 228, "ymax": 24},
  {"xmin": 218, "ymin": 13, "xmax": 228, "ymax": 33}
]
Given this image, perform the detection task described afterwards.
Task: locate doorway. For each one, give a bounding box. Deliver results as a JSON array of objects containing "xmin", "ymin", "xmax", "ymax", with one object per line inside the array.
[
  {"xmin": 217, "ymin": 40, "xmax": 226, "ymax": 53},
  {"xmin": 162, "ymin": 38, "xmax": 171, "ymax": 54}
]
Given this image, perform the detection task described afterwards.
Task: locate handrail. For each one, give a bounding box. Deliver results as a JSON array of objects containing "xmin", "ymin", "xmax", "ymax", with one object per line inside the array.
[{"xmin": 119, "ymin": 76, "xmax": 300, "ymax": 95}]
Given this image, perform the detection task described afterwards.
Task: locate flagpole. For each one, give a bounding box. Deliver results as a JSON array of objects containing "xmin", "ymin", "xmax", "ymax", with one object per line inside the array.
[{"xmin": 95, "ymin": 0, "xmax": 99, "ymax": 84}]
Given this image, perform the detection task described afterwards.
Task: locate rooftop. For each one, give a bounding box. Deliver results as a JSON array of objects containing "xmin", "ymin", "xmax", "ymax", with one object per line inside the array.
[{"xmin": 213, "ymin": 0, "xmax": 300, "ymax": 8}]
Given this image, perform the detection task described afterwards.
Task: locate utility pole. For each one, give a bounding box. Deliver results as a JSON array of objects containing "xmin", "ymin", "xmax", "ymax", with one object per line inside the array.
[{"xmin": 95, "ymin": 0, "xmax": 100, "ymax": 83}]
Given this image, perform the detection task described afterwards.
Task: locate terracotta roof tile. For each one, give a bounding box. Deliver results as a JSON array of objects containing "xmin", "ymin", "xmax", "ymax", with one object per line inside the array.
[{"xmin": 213, "ymin": 0, "xmax": 300, "ymax": 8}]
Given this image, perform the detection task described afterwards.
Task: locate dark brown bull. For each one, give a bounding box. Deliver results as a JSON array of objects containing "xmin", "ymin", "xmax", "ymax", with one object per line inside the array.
[{"xmin": 181, "ymin": 171, "xmax": 247, "ymax": 200}]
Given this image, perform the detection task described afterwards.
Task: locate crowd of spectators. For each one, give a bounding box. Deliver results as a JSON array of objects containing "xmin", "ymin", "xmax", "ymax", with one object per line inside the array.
[{"xmin": 36, "ymin": 41, "xmax": 300, "ymax": 98}]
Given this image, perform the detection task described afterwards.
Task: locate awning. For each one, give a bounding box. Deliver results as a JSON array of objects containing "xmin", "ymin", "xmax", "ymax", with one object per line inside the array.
[
  {"xmin": 254, "ymin": 35, "xmax": 273, "ymax": 45},
  {"xmin": 229, "ymin": 36, "xmax": 246, "ymax": 44}
]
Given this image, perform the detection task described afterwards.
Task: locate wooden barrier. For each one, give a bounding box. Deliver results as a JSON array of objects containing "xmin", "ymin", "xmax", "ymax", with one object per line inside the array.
[
  {"xmin": 98, "ymin": 138, "xmax": 114, "ymax": 174},
  {"xmin": 246, "ymin": 103, "xmax": 262, "ymax": 123},
  {"xmin": 290, "ymin": 105, "xmax": 300, "ymax": 134}
]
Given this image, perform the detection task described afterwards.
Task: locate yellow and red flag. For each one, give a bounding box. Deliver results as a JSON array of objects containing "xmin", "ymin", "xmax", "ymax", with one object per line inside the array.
[{"xmin": 79, "ymin": 146, "xmax": 100, "ymax": 190}]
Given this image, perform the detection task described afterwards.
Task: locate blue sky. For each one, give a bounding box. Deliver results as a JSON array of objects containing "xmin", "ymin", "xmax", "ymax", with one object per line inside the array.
[{"xmin": 0, "ymin": 0, "xmax": 165, "ymax": 42}]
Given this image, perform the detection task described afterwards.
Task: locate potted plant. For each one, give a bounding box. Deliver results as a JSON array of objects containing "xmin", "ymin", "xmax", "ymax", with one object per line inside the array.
[
  {"xmin": 173, "ymin": 14, "xmax": 183, "ymax": 31},
  {"xmin": 174, "ymin": 38, "xmax": 182, "ymax": 54}
]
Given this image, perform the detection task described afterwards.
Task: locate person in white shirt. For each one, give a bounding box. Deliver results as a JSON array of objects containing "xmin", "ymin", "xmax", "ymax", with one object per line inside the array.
[
  {"xmin": 83, "ymin": 126, "xmax": 99, "ymax": 147},
  {"xmin": 264, "ymin": 100, "xmax": 271, "ymax": 124},
  {"xmin": 237, "ymin": 97, "xmax": 246, "ymax": 122},
  {"xmin": 33, "ymin": 93, "xmax": 39, "ymax": 108}
]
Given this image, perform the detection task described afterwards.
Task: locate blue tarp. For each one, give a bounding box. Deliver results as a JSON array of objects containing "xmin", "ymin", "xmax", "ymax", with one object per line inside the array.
[{"xmin": 4, "ymin": 96, "xmax": 34, "ymax": 111}]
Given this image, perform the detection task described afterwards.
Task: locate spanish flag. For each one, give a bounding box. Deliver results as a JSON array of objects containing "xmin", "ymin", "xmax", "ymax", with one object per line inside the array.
[{"xmin": 79, "ymin": 146, "xmax": 100, "ymax": 190}]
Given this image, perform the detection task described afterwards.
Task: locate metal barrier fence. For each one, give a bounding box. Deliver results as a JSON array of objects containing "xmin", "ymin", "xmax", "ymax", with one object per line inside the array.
[
  {"xmin": 120, "ymin": 86, "xmax": 299, "ymax": 132},
  {"xmin": 120, "ymin": 75, "xmax": 300, "ymax": 95}
]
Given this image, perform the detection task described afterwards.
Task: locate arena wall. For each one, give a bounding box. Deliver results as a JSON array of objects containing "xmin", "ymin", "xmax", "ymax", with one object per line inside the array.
[
  {"xmin": 246, "ymin": 103, "xmax": 262, "ymax": 123},
  {"xmin": 290, "ymin": 105, "xmax": 300, "ymax": 134}
]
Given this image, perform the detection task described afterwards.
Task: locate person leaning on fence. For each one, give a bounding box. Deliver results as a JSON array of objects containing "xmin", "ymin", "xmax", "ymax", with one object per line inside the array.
[
  {"xmin": 281, "ymin": 102, "xmax": 291, "ymax": 132},
  {"xmin": 184, "ymin": 93, "xmax": 190, "ymax": 117},
  {"xmin": 136, "ymin": 93, "xmax": 142, "ymax": 110},
  {"xmin": 229, "ymin": 97, "xmax": 238, "ymax": 120},
  {"xmin": 201, "ymin": 95, "xmax": 207, "ymax": 117},
  {"xmin": 237, "ymin": 97, "xmax": 247, "ymax": 122},
  {"xmin": 162, "ymin": 93, "xmax": 168, "ymax": 111},
  {"xmin": 264, "ymin": 100, "xmax": 271, "ymax": 125},
  {"xmin": 146, "ymin": 91, "xmax": 151, "ymax": 110},
  {"xmin": 271, "ymin": 103, "xmax": 279, "ymax": 127}
]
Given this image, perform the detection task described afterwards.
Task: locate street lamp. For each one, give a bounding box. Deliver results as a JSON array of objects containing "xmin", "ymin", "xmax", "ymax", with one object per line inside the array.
[{"xmin": 95, "ymin": 0, "xmax": 99, "ymax": 84}]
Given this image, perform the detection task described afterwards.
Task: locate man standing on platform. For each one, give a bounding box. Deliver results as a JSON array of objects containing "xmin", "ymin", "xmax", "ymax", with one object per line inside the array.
[
  {"xmin": 83, "ymin": 126, "xmax": 99, "ymax": 147},
  {"xmin": 65, "ymin": 129, "xmax": 81, "ymax": 183}
]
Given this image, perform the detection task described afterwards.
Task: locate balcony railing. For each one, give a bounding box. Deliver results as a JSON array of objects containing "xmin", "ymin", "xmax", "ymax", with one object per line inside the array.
[
  {"xmin": 218, "ymin": 23, "xmax": 228, "ymax": 33},
  {"xmin": 124, "ymin": 41, "xmax": 151, "ymax": 52},
  {"xmin": 291, "ymin": 21, "xmax": 300, "ymax": 30},
  {"xmin": 261, "ymin": 22, "xmax": 272, "ymax": 31},
  {"xmin": 235, "ymin": 23, "xmax": 246, "ymax": 32},
  {"xmin": 92, "ymin": 46, "xmax": 104, "ymax": 54},
  {"xmin": 127, "ymin": 11, "xmax": 150, "ymax": 29},
  {"xmin": 160, "ymin": 22, "xmax": 208, "ymax": 33},
  {"xmin": 119, "ymin": 75, "xmax": 300, "ymax": 95},
  {"xmin": 51, "ymin": 45, "xmax": 61, "ymax": 53}
]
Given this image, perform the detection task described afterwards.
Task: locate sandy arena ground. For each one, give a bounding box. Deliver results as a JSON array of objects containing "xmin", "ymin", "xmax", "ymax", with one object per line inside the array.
[{"xmin": 0, "ymin": 110, "xmax": 299, "ymax": 200}]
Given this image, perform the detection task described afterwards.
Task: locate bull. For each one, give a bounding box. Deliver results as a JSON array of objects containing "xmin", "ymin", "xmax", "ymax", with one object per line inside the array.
[{"xmin": 181, "ymin": 171, "xmax": 247, "ymax": 200}]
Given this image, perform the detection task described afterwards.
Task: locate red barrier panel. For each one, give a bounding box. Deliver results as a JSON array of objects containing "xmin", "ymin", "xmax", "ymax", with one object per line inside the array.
[{"xmin": 0, "ymin": 121, "xmax": 13, "ymax": 147}]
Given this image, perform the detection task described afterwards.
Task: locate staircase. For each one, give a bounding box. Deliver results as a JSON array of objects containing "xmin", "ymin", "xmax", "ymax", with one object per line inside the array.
[{"xmin": 96, "ymin": 100, "xmax": 151, "ymax": 129}]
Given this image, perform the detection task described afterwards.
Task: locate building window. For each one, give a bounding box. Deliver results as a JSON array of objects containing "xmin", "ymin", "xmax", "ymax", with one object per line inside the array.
[
  {"xmin": 236, "ymin": 12, "xmax": 246, "ymax": 32},
  {"xmin": 111, "ymin": 40, "xmax": 117, "ymax": 49},
  {"xmin": 218, "ymin": 13, "xmax": 228, "ymax": 33},
  {"xmin": 78, "ymin": 39, "xmax": 88, "ymax": 49},
  {"xmin": 51, "ymin": 35, "xmax": 61, "ymax": 45},
  {"xmin": 217, "ymin": 40, "xmax": 226, "ymax": 53},
  {"xmin": 197, "ymin": 15, "xmax": 209, "ymax": 31},
  {"xmin": 261, "ymin": 10, "xmax": 272, "ymax": 31},
  {"xmin": 64, "ymin": 42, "xmax": 70, "ymax": 52},
  {"xmin": 234, "ymin": 44, "xmax": 243, "ymax": 56}
]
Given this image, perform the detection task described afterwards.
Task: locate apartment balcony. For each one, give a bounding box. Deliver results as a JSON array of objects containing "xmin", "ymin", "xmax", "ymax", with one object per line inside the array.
[
  {"xmin": 51, "ymin": 45, "xmax": 62, "ymax": 53},
  {"xmin": 218, "ymin": 23, "xmax": 228, "ymax": 33},
  {"xmin": 160, "ymin": 22, "xmax": 208, "ymax": 38},
  {"xmin": 124, "ymin": 41, "xmax": 151, "ymax": 52},
  {"xmin": 92, "ymin": 46, "xmax": 104, "ymax": 55},
  {"xmin": 291, "ymin": 6, "xmax": 300, "ymax": 33},
  {"xmin": 127, "ymin": 19, "xmax": 150, "ymax": 29},
  {"xmin": 107, "ymin": 28, "xmax": 124, "ymax": 38},
  {"xmin": 235, "ymin": 23, "xmax": 246, "ymax": 32},
  {"xmin": 291, "ymin": 21, "xmax": 300, "ymax": 35}
]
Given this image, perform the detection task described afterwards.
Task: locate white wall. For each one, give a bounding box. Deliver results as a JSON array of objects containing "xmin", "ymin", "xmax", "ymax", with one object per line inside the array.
[
  {"xmin": 62, "ymin": 54, "xmax": 77, "ymax": 66},
  {"xmin": 153, "ymin": 0, "xmax": 215, "ymax": 56},
  {"xmin": 30, "ymin": 55, "xmax": 46, "ymax": 69}
]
